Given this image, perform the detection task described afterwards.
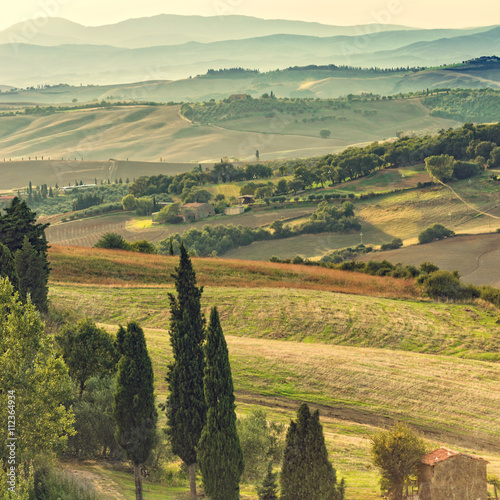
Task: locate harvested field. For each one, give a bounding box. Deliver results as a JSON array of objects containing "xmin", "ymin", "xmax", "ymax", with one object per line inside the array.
[
  {"xmin": 359, "ymin": 232, "xmax": 500, "ymax": 287},
  {"xmin": 48, "ymin": 245, "xmax": 419, "ymax": 299},
  {"xmin": 50, "ymin": 283, "xmax": 500, "ymax": 361}
]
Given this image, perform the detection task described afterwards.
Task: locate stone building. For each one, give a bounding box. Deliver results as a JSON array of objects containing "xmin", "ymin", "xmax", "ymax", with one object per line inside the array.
[
  {"xmin": 418, "ymin": 448, "xmax": 488, "ymax": 500},
  {"xmin": 180, "ymin": 203, "xmax": 215, "ymax": 222}
]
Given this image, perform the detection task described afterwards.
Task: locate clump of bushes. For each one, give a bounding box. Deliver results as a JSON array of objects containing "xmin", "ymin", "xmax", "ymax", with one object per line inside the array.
[
  {"xmin": 417, "ymin": 270, "xmax": 480, "ymax": 301},
  {"xmin": 93, "ymin": 233, "xmax": 156, "ymax": 254},
  {"xmin": 418, "ymin": 224, "xmax": 454, "ymax": 244},
  {"xmin": 380, "ymin": 238, "xmax": 403, "ymax": 251},
  {"xmin": 34, "ymin": 465, "xmax": 99, "ymax": 500}
]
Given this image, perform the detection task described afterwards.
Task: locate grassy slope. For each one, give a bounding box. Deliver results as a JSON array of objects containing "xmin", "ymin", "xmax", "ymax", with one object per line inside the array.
[
  {"xmin": 0, "ymin": 97, "xmax": 460, "ymax": 165},
  {"xmin": 47, "ymin": 245, "xmax": 417, "ymax": 298},
  {"xmin": 208, "ymin": 97, "xmax": 460, "ymax": 141},
  {"xmin": 224, "ymin": 169, "xmax": 500, "ymax": 262},
  {"xmin": 47, "ymin": 247, "xmax": 500, "ymax": 499}
]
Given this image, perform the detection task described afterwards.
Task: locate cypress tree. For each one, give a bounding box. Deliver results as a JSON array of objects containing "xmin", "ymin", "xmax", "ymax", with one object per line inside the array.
[
  {"xmin": 0, "ymin": 197, "xmax": 50, "ymax": 265},
  {"xmin": 113, "ymin": 321, "xmax": 157, "ymax": 500},
  {"xmin": 168, "ymin": 237, "xmax": 174, "ymax": 256},
  {"xmin": 257, "ymin": 462, "xmax": 279, "ymax": 500},
  {"xmin": 281, "ymin": 403, "xmax": 345, "ymax": 500},
  {"xmin": 197, "ymin": 307, "xmax": 244, "ymax": 499},
  {"xmin": 0, "ymin": 243, "xmax": 19, "ymax": 292},
  {"xmin": 166, "ymin": 243, "xmax": 206, "ymax": 498},
  {"xmin": 14, "ymin": 236, "xmax": 49, "ymax": 312}
]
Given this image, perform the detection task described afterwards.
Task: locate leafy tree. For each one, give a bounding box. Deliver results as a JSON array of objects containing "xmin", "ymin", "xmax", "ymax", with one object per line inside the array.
[
  {"xmin": 281, "ymin": 403, "xmax": 345, "ymax": 500},
  {"xmin": 370, "ymin": 422, "xmax": 426, "ymax": 500},
  {"xmin": 475, "ymin": 140, "xmax": 496, "ymax": 158},
  {"xmin": 0, "ymin": 277, "xmax": 75, "ymax": 475},
  {"xmin": 70, "ymin": 375, "xmax": 122, "ymax": 459},
  {"xmin": 488, "ymin": 475, "xmax": 500, "ymax": 500},
  {"xmin": 417, "ymin": 269, "xmax": 478, "ymax": 301},
  {"xmin": 122, "ymin": 193, "xmax": 137, "ymax": 211},
  {"xmin": 129, "ymin": 239, "xmax": 156, "ymax": 254},
  {"xmin": 56, "ymin": 318, "xmax": 118, "ymax": 397},
  {"xmin": 94, "ymin": 232, "xmax": 131, "ymax": 250},
  {"xmin": 15, "ymin": 235, "xmax": 49, "ymax": 312},
  {"xmin": 181, "ymin": 188, "xmax": 212, "ymax": 204},
  {"xmin": 418, "ymin": 224, "xmax": 454, "ymax": 244},
  {"xmin": 257, "ymin": 462, "xmax": 279, "ymax": 500},
  {"xmin": 237, "ymin": 409, "xmax": 285, "ymax": 483},
  {"xmin": 424, "ymin": 155, "xmax": 455, "ymax": 182},
  {"xmin": 156, "ymin": 202, "xmax": 182, "ymax": 224},
  {"xmin": 135, "ymin": 197, "xmax": 154, "ymax": 216},
  {"xmin": 166, "ymin": 243, "xmax": 206, "ymax": 499},
  {"xmin": 488, "ymin": 146, "xmax": 500, "ymax": 168},
  {"xmin": 320, "ymin": 129, "xmax": 332, "ymax": 139},
  {"xmin": 0, "ymin": 242, "xmax": 19, "ymax": 291},
  {"xmin": 198, "ymin": 307, "xmax": 244, "ymax": 499},
  {"xmin": 113, "ymin": 322, "xmax": 157, "ymax": 500}
]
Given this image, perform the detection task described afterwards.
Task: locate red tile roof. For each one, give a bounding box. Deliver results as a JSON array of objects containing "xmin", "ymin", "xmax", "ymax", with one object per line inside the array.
[
  {"xmin": 182, "ymin": 203, "xmax": 206, "ymax": 208},
  {"xmin": 0, "ymin": 196, "xmax": 15, "ymax": 200},
  {"xmin": 421, "ymin": 448, "xmax": 488, "ymax": 466}
]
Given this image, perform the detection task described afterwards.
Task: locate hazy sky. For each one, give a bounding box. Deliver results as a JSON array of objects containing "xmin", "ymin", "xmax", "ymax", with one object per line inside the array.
[{"xmin": 2, "ymin": 0, "xmax": 499, "ymax": 31}]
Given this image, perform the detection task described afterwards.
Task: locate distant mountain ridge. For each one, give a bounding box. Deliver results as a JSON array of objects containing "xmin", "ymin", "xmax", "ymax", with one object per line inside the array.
[
  {"xmin": 0, "ymin": 15, "xmax": 420, "ymax": 48},
  {"xmin": 1, "ymin": 27, "xmax": 500, "ymax": 87}
]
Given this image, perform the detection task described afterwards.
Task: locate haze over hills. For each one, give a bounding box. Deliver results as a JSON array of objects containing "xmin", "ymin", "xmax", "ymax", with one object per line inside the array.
[
  {"xmin": 0, "ymin": 15, "xmax": 500, "ymax": 87},
  {"xmin": 0, "ymin": 15, "xmax": 424, "ymax": 48}
]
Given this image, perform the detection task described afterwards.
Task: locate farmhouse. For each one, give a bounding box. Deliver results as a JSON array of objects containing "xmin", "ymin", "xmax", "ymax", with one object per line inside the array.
[
  {"xmin": 418, "ymin": 448, "xmax": 488, "ymax": 500},
  {"xmin": 237, "ymin": 195, "xmax": 255, "ymax": 205},
  {"xmin": 0, "ymin": 195, "xmax": 15, "ymax": 212},
  {"xmin": 224, "ymin": 205, "xmax": 245, "ymax": 216},
  {"xmin": 60, "ymin": 183, "xmax": 97, "ymax": 194},
  {"xmin": 180, "ymin": 203, "xmax": 215, "ymax": 222}
]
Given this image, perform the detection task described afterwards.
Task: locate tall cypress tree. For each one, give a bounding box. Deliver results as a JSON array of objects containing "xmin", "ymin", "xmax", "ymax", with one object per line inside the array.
[
  {"xmin": 197, "ymin": 307, "xmax": 244, "ymax": 500},
  {"xmin": 14, "ymin": 236, "xmax": 49, "ymax": 312},
  {"xmin": 113, "ymin": 321, "xmax": 157, "ymax": 500},
  {"xmin": 0, "ymin": 243, "xmax": 19, "ymax": 292},
  {"xmin": 166, "ymin": 243, "xmax": 206, "ymax": 499},
  {"xmin": 281, "ymin": 403, "xmax": 345, "ymax": 500},
  {"xmin": 0, "ymin": 198, "xmax": 50, "ymax": 311},
  {"xmin": 0, "ymin": 197, "xmax": 49, "ymax": 265}
]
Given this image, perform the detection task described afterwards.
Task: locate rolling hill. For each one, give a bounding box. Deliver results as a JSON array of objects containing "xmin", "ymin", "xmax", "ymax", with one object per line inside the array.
[
  {"xmin": 2, "ymin": 27, "xmax": 500, "ymax": 87},
  {"xmin": 45, "ymin": 245, "xmax": 500, "ymax": 499},
  {"xmin": 0, "ymin": 98, "xmax": 461, "ymax": 164}
]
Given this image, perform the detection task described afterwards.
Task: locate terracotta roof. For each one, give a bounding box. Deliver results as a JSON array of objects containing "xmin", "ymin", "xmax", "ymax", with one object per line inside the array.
[
  {"xmin": 182, "ymin": 203, "xmax": 207, "ymax": 208},
  {"xmin": 0, "ymin": 196, "xmax": 15, "ymax": 200},
  {"xmin": 421, "ymin": 448, "xmax": 488, "ymax": 466}
]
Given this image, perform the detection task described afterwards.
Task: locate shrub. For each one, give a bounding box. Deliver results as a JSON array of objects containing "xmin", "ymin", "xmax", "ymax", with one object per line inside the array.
[
  {"xmin": 380, "ymin": 237, "xmax": 403, "ymax": 251},
  {"xmin": 418, "ymin": 224, "xmax": 454, "ymax": 244},
  {"xmin": 237, "ymin": 409, "xmax": 285, "ymax": 484},
  {"xmin": 418, "ymin": 270, "xmax": 479, "ymax": 300},
  {"xmin": 94, "ymin": 232, "xmax": 130, "ymax": 250},
  {"xmin": 129, "ymin": 239, "xmax": 157, "ymax": 254}
]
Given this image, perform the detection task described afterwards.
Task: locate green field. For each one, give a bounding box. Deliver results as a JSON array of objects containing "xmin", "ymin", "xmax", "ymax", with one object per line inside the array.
[{"xmin": 47, "ymin": 268, "xmax": 500, "ymax": 499}]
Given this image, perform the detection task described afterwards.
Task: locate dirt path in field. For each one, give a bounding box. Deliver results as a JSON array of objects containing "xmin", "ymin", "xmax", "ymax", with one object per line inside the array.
[
  {"xmin": 59, "ymin": 460, "xmax": 125, "ymax": 499},
  {"xmin": 235, "ymin": 390, "xmax": 500, "ymax": 453}
]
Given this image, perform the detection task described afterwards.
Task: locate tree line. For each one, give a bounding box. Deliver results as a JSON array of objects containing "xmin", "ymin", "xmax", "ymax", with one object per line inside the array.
[{"xmin": 156, "ymin": 201, "xmax": 359, "ymax": 257}]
